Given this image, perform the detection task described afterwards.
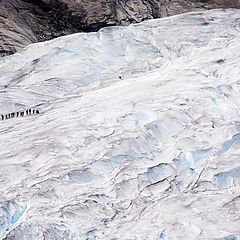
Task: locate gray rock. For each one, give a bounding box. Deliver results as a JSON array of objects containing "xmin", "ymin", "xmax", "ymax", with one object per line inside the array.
[
  {"xmin": 0, "ymin": 0, "xmax": 239, "ymax": 56},
  {"xmin": 0, "ymin": 0, "xmax": 37, "ymax": 56}
]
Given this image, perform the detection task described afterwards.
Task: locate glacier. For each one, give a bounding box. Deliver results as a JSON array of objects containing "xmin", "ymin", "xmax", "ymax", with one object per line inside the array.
[{"xmin": 0, "ymin": 8, "xmax": 240, "ymax": 239}]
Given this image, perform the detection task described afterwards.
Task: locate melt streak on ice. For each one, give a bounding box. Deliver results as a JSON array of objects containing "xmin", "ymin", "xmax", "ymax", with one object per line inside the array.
[{"xmin": 0, "ymin": 9, "xmax": 240, "ymax": 240}]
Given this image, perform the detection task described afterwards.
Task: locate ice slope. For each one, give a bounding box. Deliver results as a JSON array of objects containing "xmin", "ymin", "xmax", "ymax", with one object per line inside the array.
[{"xmin": 0, "ymin": 8, "xmax": 240, "ymax": 240}]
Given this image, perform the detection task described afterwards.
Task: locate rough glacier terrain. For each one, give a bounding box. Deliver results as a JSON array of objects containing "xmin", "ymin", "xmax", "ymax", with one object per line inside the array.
[{"xmin": 0, "ymin": 9, "xmax": 240, "ymax": 240}]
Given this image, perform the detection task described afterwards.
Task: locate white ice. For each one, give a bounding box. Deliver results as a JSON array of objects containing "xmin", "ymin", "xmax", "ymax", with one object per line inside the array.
[{"xmin": 0, "ymin": 9, "xmax": 240, "ymax": 239}]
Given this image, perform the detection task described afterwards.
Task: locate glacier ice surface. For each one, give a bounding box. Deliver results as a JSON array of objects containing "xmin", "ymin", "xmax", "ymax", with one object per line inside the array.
[{"xmin": 0, "ymin": 8, "xmax": 240, "ymax": 240}]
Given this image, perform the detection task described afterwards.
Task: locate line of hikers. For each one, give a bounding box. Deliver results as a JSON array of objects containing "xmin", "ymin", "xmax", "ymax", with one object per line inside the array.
[{"xmin": 1, "ymin": 109, "xmax": 39, "ymax": 120}]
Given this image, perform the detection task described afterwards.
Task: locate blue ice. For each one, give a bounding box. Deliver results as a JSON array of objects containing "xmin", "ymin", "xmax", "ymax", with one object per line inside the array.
[
  {"xmin": 214, "ymin": 167, "xmax": 240, "ymax": 188},
  {"xmin": 64, "ymin": 229, "xmax": 77, "ymax": 240},
  {"xmin": 147, "ymin": 164, "xmax": 174, "ymax": 183},
  {"xmin": 160, "ymin": 231, "xmax": 168, "ymax": 240},
  {"xmin": 145, "ymin": 122, "xmax": 161, "ymax": 138},
  {"xmin": 128, "ymin": 136, "xmax": 156, "ymax": 158},
  {"xmin": 100, "ymin": 154, "xmax": 135, "ymax": 171},
  {"xmin": 80, "ymin": 229, "xmax": 97, "ymax": 240},
  {"xmin": 174, "ymin": 148, "xmax": 210, "ymax": 171},
  {"xmin": 219, "ymin": 134, "xmax": 240, "ymax": 154},
  {"xmin": 11, "ymin": 204, "xmax": 27, "ymax": 225},
  {"xmin": 49, "ymin": 47, "xmax": 80, "ymax": 63},
  {"xmin": 214, "ymin": 172, "xmax": 232, "ymax": 188},
  {"xmin": 224, "ymin": 235, "xmax": 240, "ymax": 240},
  {"xmin": 191, "ymin": 149, "xmax": 210, "ymax": 167},
  {"xmin": 0, "ymin": 201, "xmax": 27, "ymax": 236},
  {"xmin": 67, "ymin": 169, "xmax": 95, "ymax": 183}
]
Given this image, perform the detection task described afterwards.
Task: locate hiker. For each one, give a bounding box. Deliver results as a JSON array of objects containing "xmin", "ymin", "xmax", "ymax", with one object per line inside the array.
[
  {"xmin": 11, "ymin": 112, "xmax": 15, "ymax": 118},
  {"xmin": 20, "ymin": 111, "xmax": 24, "ymax": 117},
  {"xmin": 1, "ymin": 115, "xmax": 4, "ymax": 120},
  {"xmin": 36, "ymin": 110, "xmax": 39, "ymax": 114}
]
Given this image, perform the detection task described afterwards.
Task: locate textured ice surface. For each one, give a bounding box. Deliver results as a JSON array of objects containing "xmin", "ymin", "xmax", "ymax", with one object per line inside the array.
[{"xmin": 0, "ymin": 9, "xmax": 240, "ymax": 239}]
